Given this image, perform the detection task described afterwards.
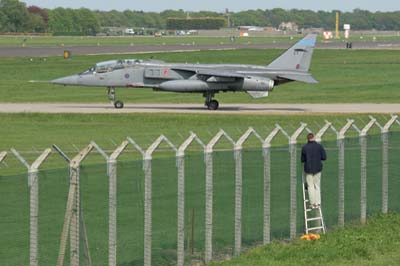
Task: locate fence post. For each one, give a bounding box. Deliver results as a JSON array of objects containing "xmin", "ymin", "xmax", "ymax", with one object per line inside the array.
[
  {"xmin": 11, "ymin": 148, "xmax": 52, "ymax": 266},
  {"xmin": 126, "ymin": 138, "xmax": 146, "ymax": 263},
  {"xmin": 70, "ymin": 145, "xmax": 93, "ymax": 266},
  {"xmin": 289, "ymin": 123, "xmax": 307, "ymax": 239},
  {"xmin": 176, "ymin": 133, "xmax": 205, "ymax": 266},
  {"xmin": 53, "ymin": 144, "xmax": 93, "ymax": 266},
  {"xmin": 91, "ymin": 141, "xmax": 130, "ymax": 266},
  {"xmin": 233, "ymin": 148, "xmax": 242, "ymax": 256},
  {"xmin": 233, "ymin": 128, "xmax": 263, "ymax": 256},
  {"xmin": 204, "ymin": 148, "xmax": 213, "ymax": 264},
  {"xmin": 337, "ymin": 120, "xmax": 354, "ymax": 226},
  {"xmin": 143, "ymin": 136, "xmax": 177, "ymax": 266},
  {"xmin": 262, "ymin": 127, "xmax": 282, "ymax": 244},
  {"xmin": 380, "ymin": 115, "xmax": 398, "ymax": 214},
  {"xmin": 204, "ymin": 130, "xmax": 234, "ymax": 264},
  {"xmin": 315, "ymin": 121, "xmax": 334, "ymax": 143},
  {"xmin": 358, "ymin": 118, "xmax": 377, "ymax": 224},
  {"xmin": 0, "ymin": 151, "xmax": 6, "ymax": 164}
]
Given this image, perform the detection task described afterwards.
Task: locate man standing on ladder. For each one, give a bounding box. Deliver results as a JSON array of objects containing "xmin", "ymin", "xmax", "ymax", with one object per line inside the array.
[{"xmin": 301, "ymin": 133, "xmax": 327, "ymax": 209}]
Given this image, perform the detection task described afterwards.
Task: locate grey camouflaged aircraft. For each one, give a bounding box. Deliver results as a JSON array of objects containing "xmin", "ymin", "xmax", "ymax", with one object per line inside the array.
[{"xmin": 51, "ymin": 34, "xmax": 318, "ymax": 110}]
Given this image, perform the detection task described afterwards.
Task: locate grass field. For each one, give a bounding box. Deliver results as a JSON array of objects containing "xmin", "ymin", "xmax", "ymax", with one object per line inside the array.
[
  {"xmin": 1, "ymin": 49, "xmax": 400, "ymax": 104},
  {"xmin": 0, "ymin": 112, "xmax": 387, "ymax": 175},
  {"xmin": 0, "ymin": 35, "xmax": 398, "ymax": 47},
  {"xmin": 211, "ymin": 213, "xmax": 400, "ymax": 266},
  {"xmin": 0, "ymin": 36, "xmax": 304, "ymax": 47}
]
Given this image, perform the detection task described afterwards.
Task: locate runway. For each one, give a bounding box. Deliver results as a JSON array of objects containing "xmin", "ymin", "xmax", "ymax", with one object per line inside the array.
[
  {"xmin": 1, "ymin": 103, "xmax": 399, "ymax": 114},
  {"xmin": 1, "ymin": 40, "xmax": 400, "ymax": 58}
]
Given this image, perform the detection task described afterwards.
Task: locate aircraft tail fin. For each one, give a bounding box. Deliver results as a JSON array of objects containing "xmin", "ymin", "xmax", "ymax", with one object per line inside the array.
[{"xmin": 266, "ymin": 34, "xmax": 317, "ymax": 72}]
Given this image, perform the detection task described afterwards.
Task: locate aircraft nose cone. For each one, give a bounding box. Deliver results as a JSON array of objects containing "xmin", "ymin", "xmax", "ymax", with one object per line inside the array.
[{"xmin": 51, "ymin": 75, "xmax": 79, "ymax": 85}]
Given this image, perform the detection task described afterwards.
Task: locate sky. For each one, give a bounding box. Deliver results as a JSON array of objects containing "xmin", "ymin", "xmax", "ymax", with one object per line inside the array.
[{"xmin": 22, "ymin": 0, "xmax": 399, "ymax": 12}]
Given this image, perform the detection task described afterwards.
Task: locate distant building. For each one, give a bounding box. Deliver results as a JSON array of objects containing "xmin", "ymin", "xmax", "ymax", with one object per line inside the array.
[
  {"xmin": 278, "ymin": 22, "xmax": 299, "ymax": 31},
  {"xmin": 264, "ymin": 27, "xmax": 277, "ymax": 32}
]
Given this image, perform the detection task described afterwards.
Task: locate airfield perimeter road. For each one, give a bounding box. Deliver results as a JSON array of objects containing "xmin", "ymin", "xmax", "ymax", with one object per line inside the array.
[
  {"xmin": 1, "ymin": 41, "xmax": 400, "ymax": 57},
  {"xmin": 1, "ymin": 103, "xmax": 400, "ymax": 114}
]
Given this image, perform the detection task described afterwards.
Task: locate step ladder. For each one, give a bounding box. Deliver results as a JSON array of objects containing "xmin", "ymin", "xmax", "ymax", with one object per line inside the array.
[{"xmin": 302, "ymin": 179, "xmax": 326, "ymax": 234}]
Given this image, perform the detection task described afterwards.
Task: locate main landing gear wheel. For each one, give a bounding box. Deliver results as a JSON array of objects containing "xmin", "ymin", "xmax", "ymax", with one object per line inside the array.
[
  {"xmin": 207, "ymin": 100, "xmax": 219, "ymax": 110},
  {"xmin": 107, "ymin": 87, "xmax": 124, "ymax": 109},
  {"xmin": 114, "ymin": 101, "xmax": 124, "ymax": 109},
  {"xmin": 204, "ymin": 92, "xmax": 219, "ymax": 110}
]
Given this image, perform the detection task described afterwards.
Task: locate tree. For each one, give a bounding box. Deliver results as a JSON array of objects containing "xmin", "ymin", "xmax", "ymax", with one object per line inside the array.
[
  {"xmin": 166, "ymin": 18, "xmax": 226, "ymax": 30},
  {"xmin": 291, "ymin": 9, "xmax": 322, "ymax": 29},
  {"xmin": 47, "ymin": 8, "xmax": 75, "ymax": 34},
  {"xmin": 3, "ymin": 3, "xmax": 400, "ymax": 35},
  {"xmin": 0, "ymin": 10, "xmax": 7, "ymax": 31},
  {"xmin": 232, "ymin": 9, "xmax": 268, "ymax": 26},
  {"xmin": 74, "ymin": 8, "xmax": 100, "ymax": 35},
  {"xmin": 28, "ymin": 13, "xmax": 45, "ymax": 32},
  {"xmin": 28, "ymin": 5, "xmax": 48, "ymax": 25},
  {"xmin": 0, "ymin": 0, "xmax": 30, "ymax": 32},
  {"xmin": 96, "ymin": 10, "xmax": 127, "ymax": 27},
  {"xmin": 48, "ymin": 7, "xmax": 99, "ymax": 35},
  {"xmin": 267, "ymin": 8, "xmax": 291, "ymax": 27},
  {"xmin": 160, "ymin": 9, "xmax": 186, "ymax": 19},
  {"xmin": 27, "ymin": 6, "xmax": 48, "ymax": 32}
]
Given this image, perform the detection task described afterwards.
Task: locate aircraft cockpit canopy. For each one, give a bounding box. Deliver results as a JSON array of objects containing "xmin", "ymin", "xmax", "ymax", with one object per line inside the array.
[
  {"xmin": 80, "ymin": 59, "xmax": 144, "ymax": 74},
  {"xmin": 95, "ymin": 59, "xmax": 144, "ymax": 73}
]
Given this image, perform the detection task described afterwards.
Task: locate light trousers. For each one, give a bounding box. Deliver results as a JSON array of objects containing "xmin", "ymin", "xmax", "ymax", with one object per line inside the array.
[{"xmin": 305, "ymin": 172, "xmax": 321, "ymax": 205}]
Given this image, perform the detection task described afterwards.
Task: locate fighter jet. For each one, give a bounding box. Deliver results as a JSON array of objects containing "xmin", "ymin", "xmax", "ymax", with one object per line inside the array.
[{"xmin": 52, "ymin": 34, "xmax": 318, "ymax": 110}]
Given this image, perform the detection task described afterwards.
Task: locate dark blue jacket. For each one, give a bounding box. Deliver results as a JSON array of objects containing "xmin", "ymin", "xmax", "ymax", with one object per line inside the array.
[{"xmin": 301, "ymin": 141, "xmax": 327, "ymax": 174}]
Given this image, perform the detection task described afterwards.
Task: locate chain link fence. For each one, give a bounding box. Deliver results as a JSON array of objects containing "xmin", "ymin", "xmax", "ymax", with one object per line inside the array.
[{"xmin": 1, "ymin": 116, "xmax": 400, "ymax": 266}]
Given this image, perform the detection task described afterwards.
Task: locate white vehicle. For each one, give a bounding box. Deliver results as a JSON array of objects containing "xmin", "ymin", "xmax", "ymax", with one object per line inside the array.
[{"xmin": 125, "ymin": 28, "xmax": 135, "ymax": 35}]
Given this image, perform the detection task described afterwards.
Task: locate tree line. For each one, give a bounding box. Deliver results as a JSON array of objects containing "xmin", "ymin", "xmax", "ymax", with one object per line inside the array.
[
  {"xmin": 166, "ymin": 18, "xmax": 226, "ymax": 30},
  {"xmin": 1, "ymin": 0, "xmax": 400, "ymax": 35}
]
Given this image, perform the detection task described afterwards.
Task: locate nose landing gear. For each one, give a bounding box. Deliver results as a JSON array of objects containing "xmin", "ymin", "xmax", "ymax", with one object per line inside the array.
[
  {"xmin": 107, "ymin": 87, "xmax": 124, "ymax": 109},
  {"xmin": 204, "ymin": 92, "xmax": 219, "ymax": 110}
]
